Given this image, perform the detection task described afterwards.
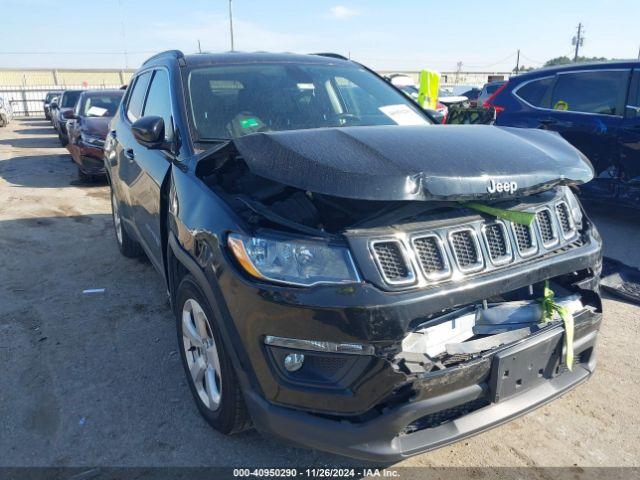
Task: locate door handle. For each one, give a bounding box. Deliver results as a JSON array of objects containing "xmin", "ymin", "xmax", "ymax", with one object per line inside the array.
[{"xmin": 124, "ymin": 149, "xmax": 135, "ymax": 161}]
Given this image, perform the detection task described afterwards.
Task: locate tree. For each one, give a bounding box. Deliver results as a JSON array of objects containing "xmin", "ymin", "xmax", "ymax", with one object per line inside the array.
[{"xmin": 544, "ymin": 55, "xmax": 609, "ymax": 67}]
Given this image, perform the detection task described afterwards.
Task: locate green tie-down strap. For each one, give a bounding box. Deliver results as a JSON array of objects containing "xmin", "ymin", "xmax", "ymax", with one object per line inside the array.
[
  {"xmin": 462, "ymin": 202, "xmax": 536, "ymax": 226},
  {"xmin": 538, "ymin": 281, "xmax": 575, "ymax": 370}
]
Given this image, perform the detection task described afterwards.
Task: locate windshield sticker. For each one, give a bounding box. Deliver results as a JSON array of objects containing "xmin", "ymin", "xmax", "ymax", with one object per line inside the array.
[
  {"xmin": 240, "ymin": 117, "xmax": 260, "ymax": 129},
  {"xmin": 87, "ymin": 106, "xmax": 108, "ymax": 117},
  {"xmin": 379, "ymin": 104, "xmax": 428, "ymax": 126}
]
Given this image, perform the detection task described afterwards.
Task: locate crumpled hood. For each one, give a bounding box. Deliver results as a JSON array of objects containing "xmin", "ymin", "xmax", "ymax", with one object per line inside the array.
[
  {"xmin": 230, "ymin": 125, "xmax": 594, "ymax": 201},
  {"xmin": 81, "ymin": 116, "xmax": 110, "ymax": 137}
]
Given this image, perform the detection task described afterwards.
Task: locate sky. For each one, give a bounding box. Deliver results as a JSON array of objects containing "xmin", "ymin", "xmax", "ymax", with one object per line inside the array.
[{"xmin": 1, "ymin": 0, "xmax": 639, "ymax": 72}]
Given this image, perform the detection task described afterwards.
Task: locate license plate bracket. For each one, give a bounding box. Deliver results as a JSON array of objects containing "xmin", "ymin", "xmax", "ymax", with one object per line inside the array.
[{"xmin": 489, "ymin": 328, "xmax": 563, "ymax": 403}]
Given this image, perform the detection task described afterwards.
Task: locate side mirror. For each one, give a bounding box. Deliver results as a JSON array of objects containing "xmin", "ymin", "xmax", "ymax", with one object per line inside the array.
[
  {"xmin": 63, "ymin": 110, "xmax": 77, "ymax": 120},
  {"xmin": 132, "ymin": 116, "xmax": 168, "ymax": 150},
  {"xmin": 50, "ymin": 101, "xmax": 58, "ymax": 109}
]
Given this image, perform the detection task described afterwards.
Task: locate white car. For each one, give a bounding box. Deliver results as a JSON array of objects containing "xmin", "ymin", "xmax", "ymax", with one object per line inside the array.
[{"xmin": 0, "ymin": 96, "xmax": 13, "ymax": 127}]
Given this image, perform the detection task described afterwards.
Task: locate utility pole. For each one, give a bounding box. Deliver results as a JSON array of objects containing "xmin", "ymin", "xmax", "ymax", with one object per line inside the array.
[
  {"xmin": 637, "ymin": 44, "xmax": 640, "ymax": 60},
  {"xmin": 197, "ymin": 39, "xmax": 202, "ymax": 53},
  {"xmin": 228, "ymin": 0, "xmax": 235, "ymax": 51},
  {"xmin": 515, "ymin": 49, "xmax": 520, "ymax": 74},
  {"xmin": 455, "ymin": 61, "xmax": 462, "ymax": 83},
  {"xmin": 572, "ymin": 23, "xmax": 584, "ymax": 62}
]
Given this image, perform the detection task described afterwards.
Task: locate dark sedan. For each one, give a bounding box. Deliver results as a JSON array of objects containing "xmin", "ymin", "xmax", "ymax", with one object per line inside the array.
[
  {"xmin": 66, "ymin": 89, "xmax": 124, "ymax": 181},
  {"xmin": 53, "ymin": 89, "xmax": 83, "ymax": 146},
  {"xmin": 43, "ymin": 91, "xmax": 62, "ymax": 121}
]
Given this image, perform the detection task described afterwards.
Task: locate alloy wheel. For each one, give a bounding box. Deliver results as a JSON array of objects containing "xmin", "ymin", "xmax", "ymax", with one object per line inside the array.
[{"xmin": 181, "ymin": 298, "xmax": 222, "ymax": 411}]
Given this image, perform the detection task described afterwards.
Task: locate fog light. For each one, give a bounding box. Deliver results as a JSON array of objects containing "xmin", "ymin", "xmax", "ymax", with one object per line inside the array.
[{"xmin": 283, "ymin": 353, "xmax": 305, "ymax": 372}]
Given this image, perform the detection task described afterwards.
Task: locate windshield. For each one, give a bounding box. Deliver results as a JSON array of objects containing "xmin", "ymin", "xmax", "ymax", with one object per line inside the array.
[
  {"xmin": 80, "ymin": 92, "xmax": 123, "ymax": 117},
  {"xmin": 45, "ymin": 92, "xmax": 60, "ymax": 102},
  {"xmin": 61, "ymin": 91, "xmax": 82, "ymax": 108},
  {"xmin": 187, "ymin": 63, "xmax": 430, "ymax": 140}
]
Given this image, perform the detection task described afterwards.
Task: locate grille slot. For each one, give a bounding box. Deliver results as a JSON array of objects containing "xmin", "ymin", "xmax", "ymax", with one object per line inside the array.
[
  {"xmin": 371, "ymin": 240, "xmax": 413, "ymax": 284},
  {"xmin": 512, "ymin": 222, "xmax": 537, "ymax": 256},
  {"xmin": 413, "ymin": 235, "xmax": 449, "ymax": 279},
  {"xmin": 449, "ymin": 229, "xmax": 483, "ymax": 271},
  {"xmin": 555, "ymin": 202, "xmax": 574, "ymax": 236},
  {"xmin": 483, "ymin": 222, "xmax": 511, "ymax": 264},
  {"xmin": 536, "ymin": 208, "xmax": 558, "ymax": 246}
]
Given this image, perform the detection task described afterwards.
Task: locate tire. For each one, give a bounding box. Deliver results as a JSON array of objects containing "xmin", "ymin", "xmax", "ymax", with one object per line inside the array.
[
  {"xmin": 0, "ymin": 116, "xmax": 5, "ymax": 128},
  {"xmin": 110, "ymin": 186, "xmax": 142, "ymax": 258},
  {"xmin": 78, "ymin": 166, "xmax": 93, "ymax": 183},
  {"xmin": 58, "ymin": 133, "xmax": 68, "ymax": 147},
  {"xmin": 175, "ymin": 274, "xmax": 250, "ymax": 434}
]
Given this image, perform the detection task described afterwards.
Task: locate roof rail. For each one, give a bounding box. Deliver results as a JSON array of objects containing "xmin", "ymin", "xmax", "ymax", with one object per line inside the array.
[
  {"xmin": 142, "ymin": 50, "xmax": 186, "ymax": 66},
  {"xmin": 311, "ymin": 52, "xmax": 349, "ymax": 61}
]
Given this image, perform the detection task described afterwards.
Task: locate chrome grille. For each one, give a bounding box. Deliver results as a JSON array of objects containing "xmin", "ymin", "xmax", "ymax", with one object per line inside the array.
[
  {"xmin": 371, "ymin": 240, "xmax": 413, "ymax": 284},
  {"xmin": 449, "ymin": 229, "xmax": 483, "ymax": 272},
  {"xmin": 536, "ymin": 208, "xmax": 558, "ymax": 246},
  {"xmin": 555, "ymin": 202, "xmax": 574, "ymax": 236},
  {"xmin": 483, "ymin": 222, "xmax": 511, "ymax": 264},
  {"xmin": 512, "ymin": 222, "xmax": 536, "ymax": 256},
  {"xmin": 367, "ymin": 195, "xmax": 582, "ymax": 289},
  {"xmin": 413, "ymin": 235, "xmax": 448, "ymax": 278}
]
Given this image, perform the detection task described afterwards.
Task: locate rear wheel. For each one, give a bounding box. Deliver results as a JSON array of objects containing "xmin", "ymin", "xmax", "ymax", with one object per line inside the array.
[
  {"xmin": 175, "ymin": 274, "xmax": 250, "ymax": 434},
  {"xmin": 110, "ymin": 187, "xmax": 142, "ymax": 258},
  {"xmin": 78, "ymin": 166, "xmax": 93, "ymax": 183},
  {"xmin": 58, "ymin": 133, "xmax": 68, "ymax": 146}
]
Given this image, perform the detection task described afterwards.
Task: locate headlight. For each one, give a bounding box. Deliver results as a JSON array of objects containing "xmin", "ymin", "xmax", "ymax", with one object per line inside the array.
[
  {"xmin": 228, "ymin": 233, "xmax": 360, "ymax": 287},
  {"xmin": 561, "ymin": 186, "xmax": 583, "ymax": 228}
]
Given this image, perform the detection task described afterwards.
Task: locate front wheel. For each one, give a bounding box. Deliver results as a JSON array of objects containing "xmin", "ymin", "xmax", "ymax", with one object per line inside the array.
[
  {"xmin": 110, "ymin": 187, "xmax": 142, "ymax": 258},
  {"xmin": 175, "ymin": 274, "xmax": 250, "ymax": 434}
]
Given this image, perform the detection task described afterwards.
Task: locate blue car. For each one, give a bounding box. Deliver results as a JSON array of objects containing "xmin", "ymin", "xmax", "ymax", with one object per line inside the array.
[{"xmin": 487, "ymin": 61, "xmax": 640, "ymax": 208}]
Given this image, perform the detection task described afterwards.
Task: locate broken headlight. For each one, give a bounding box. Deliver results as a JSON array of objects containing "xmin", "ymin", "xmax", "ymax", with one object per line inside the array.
[
  {"xmin": 228, "ymin": 233, "xmax": 360, "ymax": 287},
  {"xmin": 562, "ymin": 186, "xmax": 583, "ymax": 229}
]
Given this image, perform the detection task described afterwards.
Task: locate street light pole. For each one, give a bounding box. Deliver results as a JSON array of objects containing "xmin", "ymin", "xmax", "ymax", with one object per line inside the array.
[{"xmin": 229, "ymin": 0, "xmax": 235, "ymax": 51}]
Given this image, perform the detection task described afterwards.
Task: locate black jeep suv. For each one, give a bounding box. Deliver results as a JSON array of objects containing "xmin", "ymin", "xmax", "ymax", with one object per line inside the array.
[{"xmin": 105, "ymin": 51, "xmax": 603, "ymax": 461}]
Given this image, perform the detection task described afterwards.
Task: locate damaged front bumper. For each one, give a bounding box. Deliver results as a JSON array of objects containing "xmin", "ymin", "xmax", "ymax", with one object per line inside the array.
[
  {"xmin": 219, "ymin": 223, "xmax": 602, "ymax": 460},
  {"xmin": 246, "ymin": 313, "xmax": 599, "ymax": 462}
]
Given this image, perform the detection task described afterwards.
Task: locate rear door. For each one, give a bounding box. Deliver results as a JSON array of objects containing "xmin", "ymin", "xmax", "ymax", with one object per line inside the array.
[
  {"xmin": 617, "ymin": 69, "xmax": 640, "ymax": 206},
  {"xmin": 112, "ymin": 70, "xmax": 152, "ymax": 240},
  {"xmin": 545, "ymin": 70, "xmax": 628, "ymax": 180},
  {"xmin": 128, "ymin": 68, "xmax": 175, "ymax": 271}
]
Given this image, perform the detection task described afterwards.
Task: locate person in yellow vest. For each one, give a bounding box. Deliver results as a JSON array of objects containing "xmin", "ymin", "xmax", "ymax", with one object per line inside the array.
[{"xmin": 417, "ymin": 69, "xmax": 440, "ymax": 110}]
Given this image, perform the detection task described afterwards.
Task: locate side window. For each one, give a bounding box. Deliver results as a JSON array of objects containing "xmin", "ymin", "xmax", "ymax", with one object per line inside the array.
[
  {"xmin": 143, "ymin": 69, "xmax": 174, "ymax": 141},
  {"xmin": 516, "ymin": 77, "xmax": 554, "ymax": 107},
  {"xmin": 126, "ymin": 71, "xmax": 152, "ymax": 123},
  {"xmin": 627, "ymin": 71, "xmax": 640, "ymax": 119},
  {"xmin": 550, "ymin": 70, "xmax": 629, "ymax": 115}
]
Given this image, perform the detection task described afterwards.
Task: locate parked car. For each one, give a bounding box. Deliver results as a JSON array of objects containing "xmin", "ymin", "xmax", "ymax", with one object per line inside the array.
[
  {"xmin": 105, "ymin": 50, "xmax": 602, "ymax": 461},
  {"xmin": 0, "ymin": 96, "xmax": 13, "ymax": 127},
  {"xmin": 43, "ymin": 91, "xmax": 62, "ymax": 120},
  {"xmin": 488, "ymin": 61, "xmax": 640, "ymax": 208},
  {"xmin": 478, "ymin": 80, "xmax": 507, "ymax": 108},
  {"xmin": 438, "ymin": 87, "xmax": 469, "ymax": 107},
  {"xmin": 52, "ymin": 89, "xmax": 83, "ymax": 145},
  {"xmin": 66, "ymin": 89, "xmax": 124, "ymax": 181},
  {"xmin": 458, "ymin": 86, "xmax": 481, "ymax": 107}
]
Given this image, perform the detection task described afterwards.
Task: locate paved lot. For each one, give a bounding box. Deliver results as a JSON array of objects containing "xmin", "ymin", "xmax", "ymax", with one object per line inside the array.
[{"xmin": 0, "ymin": 119, "xmax": 639, "ymax": 470}]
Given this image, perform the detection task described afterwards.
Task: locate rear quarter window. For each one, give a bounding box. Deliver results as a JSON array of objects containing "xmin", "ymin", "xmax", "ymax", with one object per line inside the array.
[{"xmin": 515, "ymin": 77, "xmax": 554, "ymax": 107}]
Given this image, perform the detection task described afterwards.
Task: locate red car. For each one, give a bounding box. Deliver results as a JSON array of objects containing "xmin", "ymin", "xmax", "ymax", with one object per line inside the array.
[{"xmin": 65, "ymin": 89, "xmax": 124, "ymax": 181}]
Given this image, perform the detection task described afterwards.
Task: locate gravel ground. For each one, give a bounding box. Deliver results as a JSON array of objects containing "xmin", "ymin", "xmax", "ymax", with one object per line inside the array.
[{"xmin": 0, "ymin": 119, "xmax": 638, "ymax": 471}]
